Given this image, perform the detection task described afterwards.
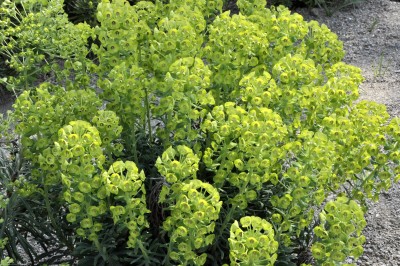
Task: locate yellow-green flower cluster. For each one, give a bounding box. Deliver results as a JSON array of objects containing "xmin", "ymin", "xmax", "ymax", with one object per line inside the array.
[
  {"xmin": 13, "ymin": 84, "xmax": 101, "ymax": 140},
  {"xmin": 0, "ymin": 0, "xmax": 93, "ymax": 91},
  {"xmin": 162, "ymin": 179, "xmax": 222, "ymax": 265},
  {"xmin": 228, "ymin": 216, "xmax": 278, "ymax": 265},
  {"xmin": 57, "ymin": 120, "xmax": 104, "ymax": 174},
  {"xmin": 386, "ymin": 119, "xmax": 400, "ymax": 182},
  {"xmin": 323, "ymin": 100, "xmax": 397, "ymax": 201},
  {"xmin": 201, "ymin": 105, "xmax": 290, "ymax": 212},
  {"xmin": 94, "ymin": 1, "xmax": 215, "ymax": 148},
  {"xmin": 271, "ymin": 133, "xmax": 334, "ymax": 240},
  {"xmin": 272, "ymin": 54, "xmax": 319, "ymax": 88},
  {"xmin": 236, "ymin": 0, "xmax": 266, "ymax": 15},
  {"xmin": 57, "ymin": 122, "xmax": 148, "ymax": 247},
  {"xmin": 312, "ymin": 197, "xmax": 366, "ymax": 264},
  {"xmin": 102, "ymin": 161, "xmax": 150, "ymax": 248},
  {"xmin": 156, "ymin": 145, "xmax": 200, "ymax": 185},
  {"xmin": 12, "ymin": 84, "xmax": 123, "ymax": 182},
  {"xmin": 91, "ymin": 110, "xmax": 123, "ymax": 159},
  {"xmin": 294, "ymin": 131, "xmax": 336, "ymax": 187},
  {"xmin": 387, "ymin": 117, "xmax": 400, "ymax": 142},
  {"xmin": 157, "ymin": 146, "xmax": 220, "ymax": 264},
  {"xmin": 253, "ymin": 6, "xmax": 309, "ymax": 65},
  {"xmin": 57, "ymin": 121, "xmax": 105, "ymax": 240},
  {"xmin": 203, "ymin": 11, "xmax": 268, "ymax": 93},
  {"xmin": 94, "ymin": 0, "xmax": 146, "ymax": 69},
  {"xmin": 152, "ymin": 57, "xmax": 213, "ymax": 143},
  {"xmin": 168, "ymin": 0, "xmax": 223, "ymax": 18},
  {"xmin": 324, "ymin": 62, "xmax": 363, "ymax": 102},
  {"xmin": 301, "ymin": 20, "xmax": 345, "ymax": 66},
  {"xmin": 201, "ymin": 101, "xmax": 288, "ymax": 200},
  {"xmin": 150, "ymin": 9, "xmax": 204, "ymax": 73},
  {"xmin": 0, "ymin": 257, "xmax": 13, "ymax": 266},
  {"xmin": 132, "ymin": 1, "xmax": 158, "ymax": 28},
  {"xmin": 98, "ymin": 63, "xmax": 149, "ymax": 136},
  {"xmin": 12, "ymin": 84, "xmax": 103, "ymax": 187},
  {"xmin": 232, "ymin": 69, "xmax": 277, "ymax": 107},
  {"xmin": 202, "ymin": 4, "xmax": 311, "ymax": 100}
]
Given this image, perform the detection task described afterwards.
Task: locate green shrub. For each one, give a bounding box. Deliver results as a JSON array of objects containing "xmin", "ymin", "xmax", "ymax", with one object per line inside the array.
[
  {"xmin": 0, "ymin": 0, "xmax": 93, "ymax": 92},
  {"xmin": 1, "ymin": 0, "xmax": 399, "ymax": 265},
  {"xmin": 312, "ymin": 196, "xmax": 366, "ymax": 264}
]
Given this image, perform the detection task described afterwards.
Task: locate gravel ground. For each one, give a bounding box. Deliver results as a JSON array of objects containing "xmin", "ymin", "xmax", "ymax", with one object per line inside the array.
[
  {"xmin": 297, "ymin": 0, "xmax": 400, "ymax": 265},
  {"xmin": 1, "ymin": 1, "xmax": 399, "ymax": 265}
]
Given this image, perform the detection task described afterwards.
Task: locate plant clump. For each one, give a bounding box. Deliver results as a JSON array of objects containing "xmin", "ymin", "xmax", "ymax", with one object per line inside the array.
[{"xmin": 0, "ymin": 0, "xmax": 399, "ymax": 265}]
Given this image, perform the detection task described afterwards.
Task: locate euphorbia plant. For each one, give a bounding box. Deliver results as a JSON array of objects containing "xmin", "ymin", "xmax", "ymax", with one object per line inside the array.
[
  {"xmin": 0, "ymin": 0, "xmax": 94, "ymax": 92},
  {"xmin": 1, "ymin": 0, "xmax": 399, "ymax": 265}
]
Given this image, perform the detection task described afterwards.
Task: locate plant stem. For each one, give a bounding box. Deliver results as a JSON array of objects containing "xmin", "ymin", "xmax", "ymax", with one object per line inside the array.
[
  {"xmin": 164, "ymin": 239, "xmax": 174, "ymax": 266},
  {"xmin": 144, "ymin": 87, "xmax": 153, "ymax": 144},
  {"xmin": 93, "ymin": 238, "xmax": 108, "ymax": 262},
  {"xmin": 43, "ymin": 185, "xmax": 73, "ymax": 251},
  {"xmin": 164, "ymin": 113, "xmax": 172, "ymax": 148},
  {"xmin": 212, "ymin": 204, "xmax": 236, "ymax": 253},
  {"xmin": 0, "ymin": 196, "xmax": 10, "ymax": 257},
  {"xmin": 131, "ymin": 123, "xmax": 139, "ymax": 165},
  {"xmin": 24, "ymin": 55, "xmax": 28, "ymax": 91},
  {"xmin": 137, "ymin": 239, "xmax": 150, "ymax": 264}
]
